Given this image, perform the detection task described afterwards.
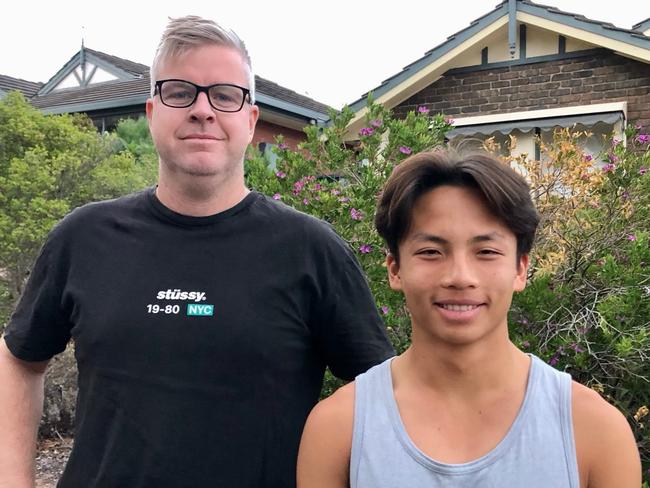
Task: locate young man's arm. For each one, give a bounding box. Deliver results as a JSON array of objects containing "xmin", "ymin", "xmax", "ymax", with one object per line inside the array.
[
  {"xmin": 572, "ymin": 382, "xmax": 641, "ymax": 488},
  {"xmin": 297, "ymin": 383, "xmax": 355, "ymax": 488},
  {"xmin": 0, "ymin": 339, "xmax": 48, "ymax": 488}
]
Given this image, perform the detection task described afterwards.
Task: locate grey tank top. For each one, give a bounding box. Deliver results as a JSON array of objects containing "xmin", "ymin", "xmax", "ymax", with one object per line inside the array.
[{"xmin": 350, "ymin": 355, "xmax": 580, "ymax": 487}]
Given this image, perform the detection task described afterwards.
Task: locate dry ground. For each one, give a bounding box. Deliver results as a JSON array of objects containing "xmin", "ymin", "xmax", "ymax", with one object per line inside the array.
[{"xmin": 35, "ymin": 437, "xmax": 72, "ymax": 488}]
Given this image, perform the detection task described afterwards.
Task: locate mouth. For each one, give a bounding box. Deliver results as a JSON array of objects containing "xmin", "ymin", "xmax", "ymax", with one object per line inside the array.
[
  {"xmin": 434, "ymin": 301, "xmax": 485, "ymax": 321},
  {"xmin": 181, "ymin": 134, "xmax": 221, "ymax": 141},
  {"xmin": 437, "ymin": 303, "xmax": 481, "ymax": 312}
]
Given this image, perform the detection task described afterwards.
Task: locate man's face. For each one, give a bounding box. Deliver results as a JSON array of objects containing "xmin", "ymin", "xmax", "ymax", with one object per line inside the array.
[
  {"xmin": 146, "ymin": 44, "xmax": 259, "ymax": 187},
  {"xmin": 387, "ymin": 185, "xmax": 528, "ymax": 348}
]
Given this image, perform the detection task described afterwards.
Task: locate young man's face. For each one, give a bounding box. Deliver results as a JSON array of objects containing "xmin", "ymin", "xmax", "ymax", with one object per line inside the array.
[
  {"xmin": 146, "ymin": 44, "xmax": 259, "ymax": 188},
  {"xmin": 387, "ymin": 185, "xmax": 528, "ymax": 347}
]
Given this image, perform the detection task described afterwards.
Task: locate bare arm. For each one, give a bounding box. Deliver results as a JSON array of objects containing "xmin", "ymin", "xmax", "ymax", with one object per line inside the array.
[
  {"xmin": 0, "ymin": 338, "xmax": 49, "ymax": 488},
  {"xmin": 572, "ymin": 382, "xmax": 641, "ymax": 488},
  {"xmin": 297, "ymin": 383, "xmax": 355, "ymax": 488}
]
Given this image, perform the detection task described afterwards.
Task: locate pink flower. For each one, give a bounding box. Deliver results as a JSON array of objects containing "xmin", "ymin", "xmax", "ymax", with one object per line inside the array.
[
  {"xmin": 583, "ymin": 154, "xmax": 593, "ymax": 162},
  {"xmin": 602, "ymin": 163, "xmax": 615, "ymax": 173},
  {"xmin": 639, "ymin": 167, "xmax": 648, "ymax": 176},
  {"xmin": 359, "ymin": 244, "xmax": 372, "ymax": 254},
  {"xmin": 339, "ymin": 196, "xmax": 350, "ymax": 203},
  {"xmin": 612, "ymin": 138, "xmax": 622, "ymax": 146},
  {"xmin": 272, "ymin": 193, "xmax": 282, "ymax": 200},
  {"xmin": 275, "ymin": 171, "xmax": 286, "ymax": 178},
  {"xmin": 331, "ymin": 189, "xmax": 340, "ymax": 196},
  {"xmin": 627, "ymin": 234, "xmax": 637, "ymax": 241},
  {"xmin": 303, "ymin": 198, "xmax": 310, "ymax": 205},
  {"xmin": 313, "ymin": 183, "xmax": 322, "ymax": 191},
  {"xmin": 635, "ymin": 134, "xmax": 649, "ymax": 144},
  {"xmin": 444, "ymin": 117, "xmax": 455, "ymax": 125},
  {"xmin": 380, "ymin": 305, "xmax": 389, "ymax": 315},
  {"xmin": 359, "ymin": 127, "xmax": 375, "ymax": 137},
  {"xmin": 399, "ymin": 146, "xmax": 412, "ymax": 155},
  {"xmin": 278, "ymin": 143, "xmax": 289, "ymax": 150},
  {"xmin": 350, "ymin": 208, "xmax": 364, "ymax": 221},
  {"xmin": 417, "ymin": 106, "xmax": 430, "ymax": 114},
  {"xmin": 549, "ymin": 356, "xmax": 559, "ymax": 367},
  {"xmin": 369, "ymin": 119, "xmax": 383, "ymax": 128},
  {"xmin": 293, "ymin": 181, "xmax": 304, "ymax": 194}
]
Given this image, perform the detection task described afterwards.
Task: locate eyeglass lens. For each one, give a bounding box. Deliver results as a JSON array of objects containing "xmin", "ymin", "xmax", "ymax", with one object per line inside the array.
[{"xmin": 160, "ymin": 81, "xmax": 245, "ymax": 111}]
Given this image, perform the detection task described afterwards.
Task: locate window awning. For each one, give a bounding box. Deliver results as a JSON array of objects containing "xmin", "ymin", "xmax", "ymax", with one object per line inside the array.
[{"xmin": 446, "ymin": 111, "xmax": 625, "ymax": 138}]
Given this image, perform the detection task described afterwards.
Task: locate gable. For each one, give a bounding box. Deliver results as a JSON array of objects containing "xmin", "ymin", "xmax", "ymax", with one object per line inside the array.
[
  {"xmin": 38, "ymin": 48, "xmax": 144, "ymax": 96},
  {"xmin": 54, "ymin": 62, "xmax": 120, "ymax": 90},
  {"xmin": 345, "ymin": 0, "xmax": 650, "ymax": 138}
]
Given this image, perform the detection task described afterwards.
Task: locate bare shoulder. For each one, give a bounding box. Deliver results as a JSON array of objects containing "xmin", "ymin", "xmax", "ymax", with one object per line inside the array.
[
  {"xmin": 571, "ymin": 381, "xmax": 640, "ymax": 488},
  {"xmin": 297, "ymin": 383, "xmax": 356, "ymax": 488},
  {"xmin": 302, "ymin": 381, "xmax": 356, "ymax": 452}
]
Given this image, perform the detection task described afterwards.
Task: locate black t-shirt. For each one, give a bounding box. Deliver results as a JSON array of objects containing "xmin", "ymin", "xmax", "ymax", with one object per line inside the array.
[{"xmin": 5, "ymin": 188, "xmax": 394, "ymax": 488}]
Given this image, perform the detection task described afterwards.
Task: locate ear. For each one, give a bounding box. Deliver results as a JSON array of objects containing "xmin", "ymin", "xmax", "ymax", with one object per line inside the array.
[
  {"xmin": 386, "ymin": 253, "xmax": 403, "ymax": 291},
  {"xmin": 247, "ymin": 104, "xmax": 260, "ymax": 143},
  {"xmin": 513, "ymin": 253, "xmax": 529, "ymax": 292},
  {"xmin": 145, "ymin": 98, "xmax": 154, "ymax": 123}
]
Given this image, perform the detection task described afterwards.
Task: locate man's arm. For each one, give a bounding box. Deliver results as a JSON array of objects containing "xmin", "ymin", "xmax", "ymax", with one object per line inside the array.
[
  {"xmin": 297, "ymin": 383, "xmax": 355, "ymax": 488},
  {"xmin": 0, "ymin": 338, "xmax": 49, "ymax": 488},
  {"xmin": 572, "ymin": 381, "xmax": 641, "ymax": 488}
]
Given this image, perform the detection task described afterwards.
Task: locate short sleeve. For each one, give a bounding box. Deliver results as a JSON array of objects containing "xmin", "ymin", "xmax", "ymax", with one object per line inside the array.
[
  {"xmin": 4, "ymin": 225, "xmax": 73, "ymax": 361},
  {"xmin": 310, "ymin": 226, "xmax": 395, "ymax": 380}
]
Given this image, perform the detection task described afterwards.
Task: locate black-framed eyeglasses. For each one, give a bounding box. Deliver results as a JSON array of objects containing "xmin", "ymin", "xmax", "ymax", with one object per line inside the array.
[{"xmin": 154, "ymin": 79, "xmax": 251, "ymax": 112}]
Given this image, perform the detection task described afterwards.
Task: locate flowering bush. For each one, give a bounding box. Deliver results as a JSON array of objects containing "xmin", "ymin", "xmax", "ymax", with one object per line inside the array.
[
  {"xmin": 504, "ymin": 125, "xmax": 650, "ymax": 478},
  {"xmin": 246, "ymin": 101, "xmax": 649, "ymax": 480}
]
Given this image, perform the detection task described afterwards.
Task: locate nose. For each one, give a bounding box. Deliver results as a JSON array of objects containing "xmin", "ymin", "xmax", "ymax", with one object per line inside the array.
[
  {"xmin": 188, "ymin": 91, "xmax": 215, "ymax": 122},
  {"xmin": 440, "ymin": 253, "xmax": 478, "ymax": 290}
]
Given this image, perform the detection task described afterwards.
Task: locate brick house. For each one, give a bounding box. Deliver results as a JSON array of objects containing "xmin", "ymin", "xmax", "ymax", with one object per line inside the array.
[
  {"xmin": 345, "ymin": 0, "xmax": 650, "ymax": 160},
  {"xmin": 0, "ymin": 47, "xmax": 331, "ymax": 150}
]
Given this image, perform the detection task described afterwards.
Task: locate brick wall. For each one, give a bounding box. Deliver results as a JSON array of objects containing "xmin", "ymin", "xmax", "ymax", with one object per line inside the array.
[
  {"xmin": 252, "ymin": 120, "xmax": 306, "ymax": 149},
  {"xmin": 395, "ymin": 51, "xmax": 650, "ymax": 129}
]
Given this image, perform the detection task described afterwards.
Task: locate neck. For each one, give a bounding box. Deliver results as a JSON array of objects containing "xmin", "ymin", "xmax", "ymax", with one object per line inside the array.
[
  {"xmin": 156, "ymin": 177, "xmax": 249, "ymax": 216},
  {"xmin": 394, "ymin": 332, "xmax": 529, "ymax": 398}
]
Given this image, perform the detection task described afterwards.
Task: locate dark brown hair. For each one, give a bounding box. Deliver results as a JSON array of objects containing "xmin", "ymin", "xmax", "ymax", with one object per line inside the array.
[{"xmin": 375, "ymin": 148, "xmax": 539, "ymax": 262}]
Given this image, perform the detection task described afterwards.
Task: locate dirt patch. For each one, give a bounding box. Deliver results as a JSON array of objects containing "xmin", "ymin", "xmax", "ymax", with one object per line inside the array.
[{"xmin": 35, "ymin": 437, "xmax": 72, "ymax": 488}]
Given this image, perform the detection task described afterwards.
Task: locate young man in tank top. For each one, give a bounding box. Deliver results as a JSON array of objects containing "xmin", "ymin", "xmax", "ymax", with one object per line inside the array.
[{"xmin": 297, "ymin": 149, "xmax": 641, "ymax": 487}]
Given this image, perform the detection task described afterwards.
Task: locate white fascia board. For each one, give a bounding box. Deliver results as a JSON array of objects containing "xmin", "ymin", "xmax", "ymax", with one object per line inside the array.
[
  {"xmin": 516, "ymin": 12, "xmax": 650, "ymax": 63},
  {"xmin": 452, "ymin": 101, "xmax": 628, "ymax": 127}
]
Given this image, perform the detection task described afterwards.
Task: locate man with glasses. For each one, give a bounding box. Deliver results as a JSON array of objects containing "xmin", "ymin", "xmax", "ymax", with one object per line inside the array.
[{"xmin": 0, "ymin": 16, "xmax": 394, "ymax": 488}]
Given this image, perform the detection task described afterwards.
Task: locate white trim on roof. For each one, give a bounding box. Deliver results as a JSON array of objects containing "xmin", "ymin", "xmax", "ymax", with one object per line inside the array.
[
  {"xmin": 516, "ymin": 12, "xmax": 650, "ymax": 62},
  {"xmin": 345, "ymin": 15, "xmax": 509, "ymax": 138}
]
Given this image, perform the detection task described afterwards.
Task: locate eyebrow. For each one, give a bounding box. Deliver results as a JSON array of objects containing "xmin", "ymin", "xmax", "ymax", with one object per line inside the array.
[{"xmin": 409, "ymin": 231, "xmax": 506, "ymax": 244}]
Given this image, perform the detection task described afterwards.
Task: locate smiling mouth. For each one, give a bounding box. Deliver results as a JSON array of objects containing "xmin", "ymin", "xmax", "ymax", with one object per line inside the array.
[{"xmin": 438, "ymin": 304, "xmax": 481, "ymax": 312}]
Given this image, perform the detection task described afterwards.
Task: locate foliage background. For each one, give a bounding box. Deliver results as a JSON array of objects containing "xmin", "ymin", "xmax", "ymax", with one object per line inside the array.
[
  {"xmin": 0, "ymin": 92, "xmax": 157, "ymax": 328},
  {"xmin": 0, "ymin": 91, "xmax": 647, "ymax": 482}
]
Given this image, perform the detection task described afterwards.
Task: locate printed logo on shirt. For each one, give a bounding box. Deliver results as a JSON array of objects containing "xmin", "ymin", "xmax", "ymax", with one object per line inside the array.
[
  {"xmin": 187, "ymin": 304, "xmax": 214, "ymax": 316},
  {"xmin": 146, "ymin": 289, "xmax": 214, "ymax": 317},
  {"xmin": 156, "ymin": 289, "xmax": 206, "ymax": 302}
]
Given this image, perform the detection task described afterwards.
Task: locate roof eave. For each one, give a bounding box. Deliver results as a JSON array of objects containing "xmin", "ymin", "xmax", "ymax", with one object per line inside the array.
[
  {"xmin": 256, "ymin": 93, "xmax": 330, "ymax": 123},
  {"xmin": 517, "ymin": 3, "xmax": 650, "ymax": 56},
  {"xmin": 347, "ymin": 2, "xmax": 510, "ymax": 114},
  {"xmin": 38, "ymin": 95, "xmax": 149, "ymax": 114}
]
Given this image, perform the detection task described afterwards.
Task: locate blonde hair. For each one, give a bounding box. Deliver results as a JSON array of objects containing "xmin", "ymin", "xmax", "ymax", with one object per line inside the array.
[{"xmin": 150, "ymin": 15, "xmax": 255, "ymax": 102}]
